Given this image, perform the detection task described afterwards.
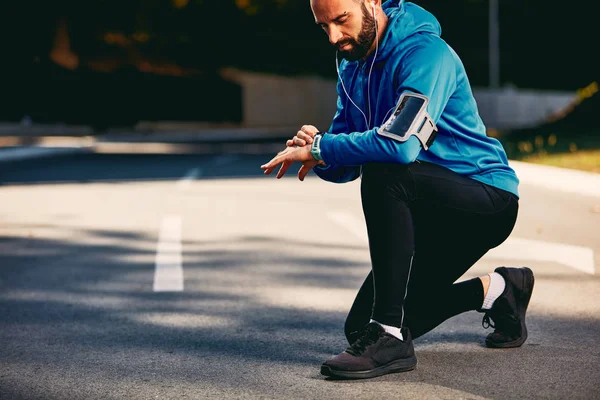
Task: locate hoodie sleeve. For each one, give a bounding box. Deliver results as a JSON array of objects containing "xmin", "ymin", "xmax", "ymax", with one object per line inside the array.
[
  {"xmin": 312, "ymin": 80, "xmax": 363, "ymax": 184},
  {"xmin": 319, "ymin": 39, "xmax": 457, "ymax": 166}
]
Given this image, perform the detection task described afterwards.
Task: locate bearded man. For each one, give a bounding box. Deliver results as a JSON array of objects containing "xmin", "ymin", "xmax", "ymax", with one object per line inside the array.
[{"xmin": 261, "ymin": 0, "xmax": 534, "ymax": 380}]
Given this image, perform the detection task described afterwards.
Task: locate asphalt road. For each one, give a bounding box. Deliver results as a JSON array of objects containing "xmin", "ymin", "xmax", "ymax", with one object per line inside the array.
[{"xmin": 1, "ymin": 147, "xmax": 599, "ymax": 399}]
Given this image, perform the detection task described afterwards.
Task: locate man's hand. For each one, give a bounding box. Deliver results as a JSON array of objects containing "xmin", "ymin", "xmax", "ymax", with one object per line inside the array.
[
  {"xmin": 286, "ymin": 125, "xmax": 319, "ymax": 147},
  {"xmin": 261, "ymin": 145, "xmax": 320, "ymax": 181}
]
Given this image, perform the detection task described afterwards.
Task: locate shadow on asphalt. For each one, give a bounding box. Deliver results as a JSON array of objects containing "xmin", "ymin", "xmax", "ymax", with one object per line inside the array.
[
  {"xmin": 0, "ymin": 149, "xmax": 294, "ymax": 186},
  {"xmin": 1, "ymin": 228, "xmax": 599, "ymax": 399}
]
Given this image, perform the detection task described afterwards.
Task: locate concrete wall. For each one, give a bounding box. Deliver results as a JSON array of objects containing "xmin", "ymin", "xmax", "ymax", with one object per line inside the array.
[
  {"xmin": 473, "ymin": 87, "xmax": 576, "ymax": 129},
  {"xmin": 221, "ymin": 68, "xmax": 338, "ymax": 131},
  {"xmin": 222, "ymin": 68, "xmax": 577, "ymax": 131}
]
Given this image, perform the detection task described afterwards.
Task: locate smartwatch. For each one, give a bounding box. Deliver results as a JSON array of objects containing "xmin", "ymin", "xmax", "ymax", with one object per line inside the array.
[{"xmin": 310, "ymin": 132, "xmax": 324, "ymax": 161}]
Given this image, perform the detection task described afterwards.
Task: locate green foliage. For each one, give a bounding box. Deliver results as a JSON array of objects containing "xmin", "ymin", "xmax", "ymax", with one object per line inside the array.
[{"xmin": 28, "ymin": 0, "xmax": 598, "ymax": 88}]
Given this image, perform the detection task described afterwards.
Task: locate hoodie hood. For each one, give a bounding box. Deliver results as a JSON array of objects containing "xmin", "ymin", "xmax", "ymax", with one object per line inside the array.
[{"xmin": 375, "ymin": 0, "xmax": 442, "ymax": 60}]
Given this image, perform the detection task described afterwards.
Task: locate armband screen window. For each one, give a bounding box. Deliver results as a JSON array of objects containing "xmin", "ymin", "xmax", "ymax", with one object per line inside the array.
[
  {"xmin": 377, "ymin": 92, "xmax": 438, "ymax": 150},
  {"xmin": 386, "ymin": 96, "xmax": 426, "ymax": 139}
]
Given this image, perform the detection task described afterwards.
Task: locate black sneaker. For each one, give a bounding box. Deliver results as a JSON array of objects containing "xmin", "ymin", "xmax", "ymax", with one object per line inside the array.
[
  {"xmin": 482, "ymin": 266, "xmax": 535, "ymax": 348},
  {"xmin": 320, "ymin": 322, "xmax": 417, "ymax": 379}
]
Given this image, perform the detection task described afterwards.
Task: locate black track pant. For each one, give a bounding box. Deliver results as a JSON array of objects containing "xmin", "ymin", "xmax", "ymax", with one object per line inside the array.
[{"xmin": 345, "ymin": 161, "xmax": 519, "ymax": 342}]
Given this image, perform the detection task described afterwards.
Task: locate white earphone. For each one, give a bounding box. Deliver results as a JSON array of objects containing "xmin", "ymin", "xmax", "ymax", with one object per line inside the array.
[{"xmin": 335, "ymin": 0, "xmax": 379, "ymax": 129}]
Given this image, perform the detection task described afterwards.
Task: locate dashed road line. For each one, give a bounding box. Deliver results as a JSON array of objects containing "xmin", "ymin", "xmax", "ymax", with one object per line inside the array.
[{"xmin": 153, "ymin": 215, "xmax": 184, "ymax": 292}]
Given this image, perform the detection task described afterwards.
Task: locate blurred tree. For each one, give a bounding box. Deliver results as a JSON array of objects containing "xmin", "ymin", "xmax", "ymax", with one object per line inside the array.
[
  {"xmin": 1, "ymin": 0, "xmax": 595, "ymax": 127},
  {"xmin": 3, "ymin": 0, "xmax": 597, "ymax": 93}
]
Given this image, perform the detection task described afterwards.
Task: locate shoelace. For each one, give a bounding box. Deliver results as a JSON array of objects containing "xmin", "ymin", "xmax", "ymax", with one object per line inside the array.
[
  {"xmin": 482, "ymin": 313, "xmax": 496, "ymax": 330},
  {"xmin": 346, "ymin": 325, "xmax": 381, "ymax": 356},
  {"xmin": 482, "ymin": 309, "xmax": 518, "ymax": 331}
]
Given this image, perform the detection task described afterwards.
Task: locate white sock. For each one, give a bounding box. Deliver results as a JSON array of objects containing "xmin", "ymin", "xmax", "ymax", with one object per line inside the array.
[
  {"xmin": 370, "ymin": 319, "xmax": 403, "ymax": 341},
  {"xmin": 481, "ymin": 272, "xmax": 506, "ymax": 310}
]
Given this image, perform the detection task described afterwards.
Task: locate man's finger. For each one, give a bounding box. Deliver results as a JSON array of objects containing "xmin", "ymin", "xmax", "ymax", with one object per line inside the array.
[
  {"xmin": 300, "ymin": 125, "xmax": 318, "ymax": 135},
  {"xmin": 298, "ymin": 131, "xmax": 313, "ymax": 144},
  {"xmin": 276, "ymin": 160, "xmax": 293, "ymax": 179},
  {"xmin": 263, "ymin": 165, "xmax": 277, "ymax": 175},
  {"xmin": 261, "ymin": 155, "xmax": 283, "ymax": 174},
  {"xmin": 298, "ymin": 164, "xmax": 312, "ymax": 181},
  {"xmin": 286, "ymin": 139, "xmax": 294, "ymax": 147},
  {"xmin": 293, "ymin": 137, "xmax": 306, "ymax": 146}
]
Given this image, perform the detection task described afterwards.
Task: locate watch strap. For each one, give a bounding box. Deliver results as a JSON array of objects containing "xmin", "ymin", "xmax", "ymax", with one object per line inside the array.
[{"xmin": 310, "ymin": 132, "xmax": 324, "ymax": 161}]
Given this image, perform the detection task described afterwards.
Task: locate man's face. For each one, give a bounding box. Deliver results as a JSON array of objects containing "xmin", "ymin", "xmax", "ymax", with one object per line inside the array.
[{"xmin": 311, "ymin": 0, "xmax": 377, "ymax": 62}]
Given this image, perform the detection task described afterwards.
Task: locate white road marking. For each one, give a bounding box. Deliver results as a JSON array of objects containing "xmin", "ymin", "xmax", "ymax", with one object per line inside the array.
[
  {"xmin": 510, "ymin": 160, "xmax": 600, "ymax": 198},
  {"xmin": 153, "ymin": 215, "xmax": 184, "ymax": 292},
  {"xmin": 176, "ymin": 168, "xmax": 202, "ymax": 191},
  {"xmin": 328, "ymin": 211, "xmax": 596, "ymax": 275}
]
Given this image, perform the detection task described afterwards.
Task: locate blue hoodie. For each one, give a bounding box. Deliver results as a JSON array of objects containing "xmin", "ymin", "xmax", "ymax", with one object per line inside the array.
[{"xmin": 314, "ymin": 0, "xmax": 519, "ymax": 198}]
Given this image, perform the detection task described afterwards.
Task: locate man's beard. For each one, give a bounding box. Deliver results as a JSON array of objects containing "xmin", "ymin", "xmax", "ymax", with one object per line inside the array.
[{"xmin": 337, "ymin": 2, "xmax": 377, "ymax": 62}]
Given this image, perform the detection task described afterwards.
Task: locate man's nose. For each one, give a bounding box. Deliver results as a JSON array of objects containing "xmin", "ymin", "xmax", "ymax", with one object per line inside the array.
[{"xmin": 327, "ymin": 26, "xmax": 344, "ymax": 46}]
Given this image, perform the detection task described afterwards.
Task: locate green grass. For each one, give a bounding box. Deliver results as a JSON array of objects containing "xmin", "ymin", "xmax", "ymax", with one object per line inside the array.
[
  {"xmin": 497, "ymin": 131, "xmax": 600, "ymax": 174},
  {"xmin": 520, "ymin": 149, "xmax": 600, "ymax": 173}
]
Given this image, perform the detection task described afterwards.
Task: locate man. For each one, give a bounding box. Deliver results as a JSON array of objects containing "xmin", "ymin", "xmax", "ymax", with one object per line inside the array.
[{"xmin": 260, "ymin": 0, "xmax": 534, "ymax": 380}]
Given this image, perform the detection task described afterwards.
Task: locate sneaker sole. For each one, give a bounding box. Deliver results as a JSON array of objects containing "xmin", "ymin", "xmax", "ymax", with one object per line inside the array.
[
  {"xmin": 320, "ymin": 356, "xmax": 417, "ymax": 379},
  {"xmin": 486, "ymin": 267, "xmax": 535, "ymax": 348}
]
